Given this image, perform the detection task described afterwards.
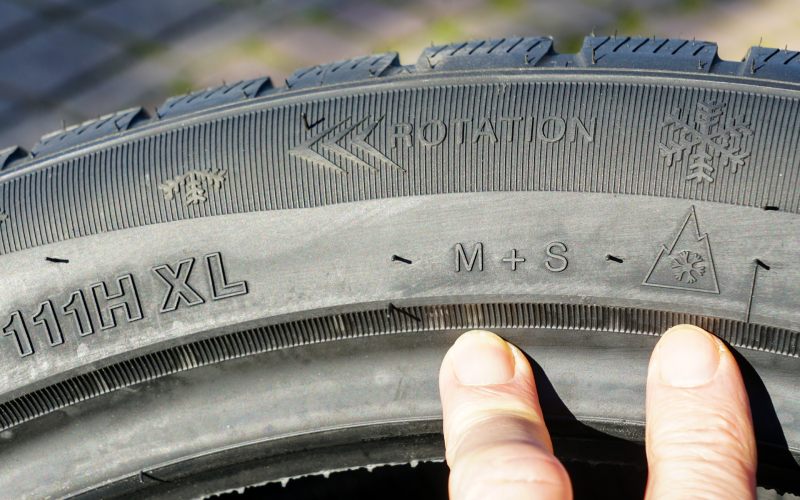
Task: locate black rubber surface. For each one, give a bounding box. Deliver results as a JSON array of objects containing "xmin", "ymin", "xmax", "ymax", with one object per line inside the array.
[{"xmin": 0, "ymin": 36, "xmax": 799, "ymax": 498}]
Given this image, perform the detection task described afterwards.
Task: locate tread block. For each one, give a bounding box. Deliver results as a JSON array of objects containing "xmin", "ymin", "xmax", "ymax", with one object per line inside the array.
[
  {"xmin": 741, "ymin": 46, "xmax": 800, "ymax": 79},
  {"xmin": 578, "ymin": 36, "xmax": 718, "ymax": 72},
  {"xmin": 5, "ymin": 35, "xmax": 800, "ymax": 172},
  {"xmin": 286, "ymin": 53, "xmax": 401, "ymax": 89},
  {"xmin": 0, "ymin": 145, "xmax": 27, "ymax": 171},
  {"xmin": 156, "ymin": 77, "xmax": 273, "ymax": 119},
  {"xmin": 32, "ymin": 107, "xmax": 148, "ymax": 158},
  {"xmin": 417, "ymin": 37, "xmax": 553, "ymax": 70}
]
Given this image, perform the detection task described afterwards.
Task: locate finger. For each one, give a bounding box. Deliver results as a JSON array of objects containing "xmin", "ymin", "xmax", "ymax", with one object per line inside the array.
[
  {"xmin": 439, "ymin": 330, "xmax": 572, "ymax": 500},
  {"xmin": 645, "ymin": 324, "xmax": 757, "ymax": 500}
]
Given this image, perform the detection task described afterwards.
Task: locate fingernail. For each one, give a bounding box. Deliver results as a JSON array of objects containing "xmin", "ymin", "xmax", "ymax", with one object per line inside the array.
[
  {"xmin": 451, "ymin": 330, "xmax": 516, "ymax": 386},
  {"xmin": 657, "ymin": 325, "xmax": 721, "ymax": 388}
]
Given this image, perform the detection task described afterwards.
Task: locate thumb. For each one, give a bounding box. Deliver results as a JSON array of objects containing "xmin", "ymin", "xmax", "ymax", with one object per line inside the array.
[
  {"xmin": 439, "ymin": 330, "xmax": 572, "ymax": 500},
  {"xmin": 645, "ymin": 325, "xmax": 757, "ymax": 499}
]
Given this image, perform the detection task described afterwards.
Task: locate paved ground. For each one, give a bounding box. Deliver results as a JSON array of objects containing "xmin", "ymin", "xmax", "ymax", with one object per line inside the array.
[{"xmin": 1, "ymin": 0, "xmax": 798, "ymax": 150}]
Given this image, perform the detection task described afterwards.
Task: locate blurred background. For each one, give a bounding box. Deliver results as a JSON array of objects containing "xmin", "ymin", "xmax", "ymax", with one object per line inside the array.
[{"xmin": 0, "ymin": 0, "xmax": 798, "ymax": 150}]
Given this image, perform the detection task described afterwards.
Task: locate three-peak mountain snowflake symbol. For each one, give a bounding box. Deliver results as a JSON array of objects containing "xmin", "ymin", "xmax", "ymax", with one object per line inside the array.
[
  {"xmin": 643, "ymin": 206, "xmax": 719, "ymax": 294},
  {"xmin": 657, "ymin": 101, "xmax": 753, "ymax": 184}
]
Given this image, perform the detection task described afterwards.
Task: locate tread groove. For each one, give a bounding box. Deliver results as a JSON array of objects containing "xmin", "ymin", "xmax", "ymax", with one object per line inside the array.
[
  {"xmin": 783, "ymin": 51, "xmax": 800, "ymax": 65},
  {"xmin": 525, "ymin": 39, "xmax": 542, "ymax": 52},
  {"xmin": 468, "ymin": 40, "xmax": 486, "ymax": 55},
  {"xmin": 653, "ymin": 37, "xmax": 669, "ymax": 53},
  {"xmin": 612, "ymin": 36, "xmax": 631, "ymax": 52},
  {"xmin": 486, "ymin": 38, "xmax": 505, "ymax": 54},
  {"xmin": 505, "ymin": 37, "xmax": 524, "ymax": 53},
  {"xmin": 670, "ymin": 39, "xmax": 688, "ymax": 55},
  {"xmin": 631, "ymin": 38, "xmax": 649, "ymax": 53}
]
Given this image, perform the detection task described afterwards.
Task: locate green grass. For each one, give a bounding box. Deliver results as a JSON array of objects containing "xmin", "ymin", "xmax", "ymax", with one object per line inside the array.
[
  {"xmin": 488, "ymin": 0, "xmax": 523, "ymax": 14},
  {"xmin": 167, "ymin": 75, "xmax": 194, "ymax": 96},
  {"xmin": 234, "ymin": 36, "xmax": 294, "ymax": 70},
  {"xmin": 237, "ymin": 35, "xmax": 266, "ymax": 57},
  {"xmin": 677, "ymin": 0, "xmax": 707, "ymax": 13},
  {"xmin": 558, "ymin": 33, "xmax": 585, "ymax": 53},
  {"xmin": 302, "ymin": 6, "xmax": 333, "ymax": 25},
  {"xmin": 427, "ymin": 17, "xmax": 465, "ymax": 43},
  {"xmin": 128, "ymin": 41, "xmax": 166, "ymax": 58},
  {"xmin": 616, "ymin": 9, "xmax": 643, "ymax": 33}
]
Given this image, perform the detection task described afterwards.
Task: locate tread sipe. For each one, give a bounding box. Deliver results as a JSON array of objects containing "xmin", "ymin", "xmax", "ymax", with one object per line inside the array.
[{"xmin": 1, "ymin": 35, "xmax": 799, "ymax": 166}]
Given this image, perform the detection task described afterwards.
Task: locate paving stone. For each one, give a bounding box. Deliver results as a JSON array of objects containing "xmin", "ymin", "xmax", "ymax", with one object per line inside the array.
[
  {"xmin": 333, "ymin": 2, "xmax": 426, "ymax": 39},
  {"xmin": 268, "ymin": 26, "xmax": 370, "ymax": 66},
  {"xmin": 22, "ymin": 0, "xmax": 99, "ymax": 6},
  {"xmin": 0, "ymin": 1, "xmax": 34, "ymax": 31},
  {"xmin": 156, "ymin": 9, "xmax": 268, "ymax": 70},
  {"xmin": 0, "ymin": 107, "xmax": 80, "ymax": 150},
  {"xmin": 65, "ymin": 57, "xmax": 176, "ymax": 119},
  {"xmin": 154, "ymin": 13, "xmax": 288, "ymax": 87},
  {"xmin": 645, "ymin": 0, "xmax": 800, "ymax": 60},
  {"xmin": 0, "ymin": 25, "xmax": 122, "ymax": 94},
  {"xmin": 82, "ymin": 0, "xmax": 221, "ymax": 38},
  {"xmin": 0, "ymin": 98, "xmax": 13, "ymax": 117}
]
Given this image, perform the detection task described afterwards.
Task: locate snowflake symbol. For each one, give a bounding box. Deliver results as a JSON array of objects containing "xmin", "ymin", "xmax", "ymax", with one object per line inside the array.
[
  {"xmin": 670, "ymin": 250, "xmax": 707, "ymax": 284},
  {"xmin": 657, "ymin": 101, "xmax": 753, "ymax": 184},
  {"xmin": 159, "ymin": 169, "xmax": 227, "ymax": 206}
]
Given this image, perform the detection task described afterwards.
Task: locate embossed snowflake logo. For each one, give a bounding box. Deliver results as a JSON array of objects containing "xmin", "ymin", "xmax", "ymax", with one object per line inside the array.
[
  {"xmin": 0, "ymin": 212, "xmax": 7, "ymax": 224},
  {"xmin": 159, "ymin": 169, "xmax": 227, "ymax": 206},
  {"xmin": 670, "ymin": 250, "xmax": 707, "ymax": 284},
  {"xmin": 658, "ymin": 101, "xmax": 753, "ymax": 184}
]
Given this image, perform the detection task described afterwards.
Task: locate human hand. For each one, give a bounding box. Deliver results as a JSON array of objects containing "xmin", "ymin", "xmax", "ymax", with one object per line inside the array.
[{"xmin": 439, "ymin": 325, "xmax": 757, "ymax": 499}]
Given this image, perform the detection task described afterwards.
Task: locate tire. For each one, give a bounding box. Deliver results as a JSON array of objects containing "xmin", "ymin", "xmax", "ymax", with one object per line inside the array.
[{"xmin": 0, "ymin": 35, "xmax": 799, "ymax": 498}]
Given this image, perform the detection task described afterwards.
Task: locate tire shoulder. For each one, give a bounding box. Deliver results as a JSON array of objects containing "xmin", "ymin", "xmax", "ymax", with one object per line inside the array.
[{"xmin": 1, "ymin": 35, "xmax": 799, "ymax": 172}]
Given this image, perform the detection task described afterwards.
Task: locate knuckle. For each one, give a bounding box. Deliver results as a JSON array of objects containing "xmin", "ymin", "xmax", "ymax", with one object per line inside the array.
[
  {"xmin": 648, "ymin": 405, "xmax": 757, "ymax": 497},
  {"xmin": 445, "ymin": 412, "xmax": 549, "ymax": 465},
  {"xmin": 651, "ymin": 405, "xmax": 754, "ymax": 462},
  {"xmin": 450, "ymin": 442, "xmax": 571, "ymax": 499}
]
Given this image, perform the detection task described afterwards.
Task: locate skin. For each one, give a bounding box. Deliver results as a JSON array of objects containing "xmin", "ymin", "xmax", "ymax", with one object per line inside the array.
[{"xmin": 439, "ymin": 325, "xmax": 757, "ymax": 500}]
